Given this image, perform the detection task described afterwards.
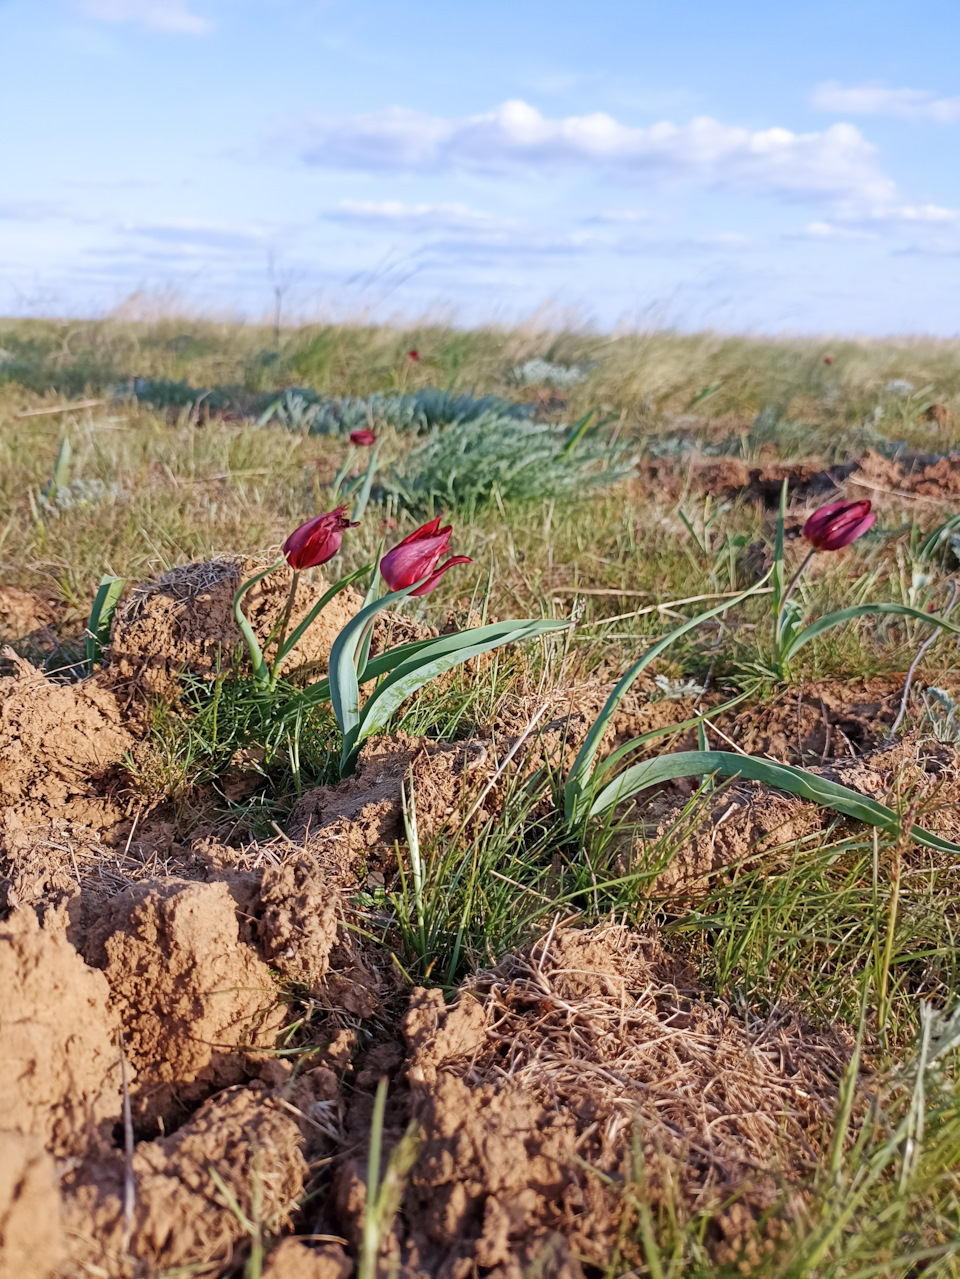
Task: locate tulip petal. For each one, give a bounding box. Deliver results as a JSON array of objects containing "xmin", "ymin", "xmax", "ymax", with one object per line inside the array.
[{"xmin": 410, "ymin": 555, "xmax": 474, "ymax": 597}]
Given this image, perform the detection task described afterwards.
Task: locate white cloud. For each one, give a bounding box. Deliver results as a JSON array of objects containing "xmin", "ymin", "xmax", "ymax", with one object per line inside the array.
[
  {"xmin": 72, "ymin": 0, "xmax": 210, "ymax": 34},
  {"xmin": 120, "ymin": 219, "xmax": 272, "ymax": 250},
  {"xmin": 323, "ymin": 200, "xmax": 514, "ymax": 233},
  {"xmin": 287, "ymin": 99, "xmax": 897, "ymax": 207},
  {"xmin": 791, "ymin": 221, "xmax": 876, "ymax": 241},
  {"xmin": 812, "ymin": 82, "xmax": 960, "ymax": 123}
]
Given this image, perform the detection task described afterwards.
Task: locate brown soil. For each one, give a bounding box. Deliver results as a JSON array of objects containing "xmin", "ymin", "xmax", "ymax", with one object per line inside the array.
[
  {"xmin": 857, "ymin": 447, "xmax": 960, "ymax": 499},
  {"xmin": 0, "ymin": 587, "xmax": 61, "ymax": 642},
  {"xmin": 327, "ymin": 926, "xmax": 849, "ymax": 1275},
  {"xmin": 637, "ymin": 458, "xmax": 858, "ymax": 505},
  {"xmin": 62, "ymin": 1085, "xmax": 306, "ymax": 1277},
  {"xmin": 81, "ymin": 877, "xmax": 288, "ymax": 1132},
  {"xmin": 0, "ymin": 855, "xmax": 374, "ymax": 1277},
  {"xmin": 0, "ymin": 655, "xmax": 131, "ymax": 814},
  {"xmin": 726, "ymin": 675, "xmax": 902, "ymax": 764},
  {"xmin": 0, "ymin": 909, "xmax": 121, "ymax": 1158},
  {"xmin": 286, "ymin": 682, "xmax": 703, "ymax": 887},
  {"xmin": 108, "ymin": 557, "xmax": 436, "ymax": 701},
  {"xmin": 0, "ymin": 1133, "xmax": 64, "ymax": 1279}
]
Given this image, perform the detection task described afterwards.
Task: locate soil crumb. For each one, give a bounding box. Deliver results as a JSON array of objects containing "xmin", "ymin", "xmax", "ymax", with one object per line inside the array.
[
  {"xmin": 63, "ymin": 1085, "xmax": 306, "ymax": 1277},
  {"xmin": 0, "ymin": 909, "xmax": 121, "ymax": 1158},
  {"xmin": 0, "ymin": 657, "xmax": 131, "ymax": 817},
  {"xmin": 255, "ymin": 857, "xmax": 340, "ymax": 986},
  {"xmin": 0, "ymin": 587, "xmax": 60, "ymax": 641},
  {"xmin": 287, "ymin": 731, "xmax": 495, "ymax": 877},
  {"xmin": 0, "ymin": 1132, "xmax": 63, "ymax": 1279},
  {"xmin": 727, "ymin": 676, "xmax": 902, "ymax": 764},
  {"xmin": 82, "ymin": 877, "xmax": 286, "ymax": 1131},
  {"xmin": 635, "ymin": 733, "xmax": 960, "ymax": 895},
  {"xmin": 858, "ymin": 447, "xmax": 960, "ymax": 500}
]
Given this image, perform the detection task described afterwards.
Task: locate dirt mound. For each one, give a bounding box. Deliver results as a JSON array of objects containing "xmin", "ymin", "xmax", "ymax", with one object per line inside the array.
[
  {"xmin": 82, "ymin": 878, "xmax": 286, "ymax": 1132},
  {"xmin": 262, "ymin": 1238, "xmax": 353, "ymax": 1279},
  {"xmin": 287, "ymin": 731, "xmax": 496, "ymax": 877},
  {"xmin": 331, "ymin": 926, "xmax": 848, "ymax": 1274},
  {"xmin": 727, "ymin": 675, "xmax": 901, "ymax": 764},
  {"xmin": 0, "ymin": 1132, "xmax": 63, "ymax": 1279},
  {"xmin": 0, "ymin": 656, "xmax": 131, "ymax": 814},
  {"xmin": 0, "ymin": 909, "xmax": 121, "ymax": 1158},
  {"xmin": 108, "ymin": 556, "xmax": 437, "ymax": 700},
  {"xmin": 255, "ymin": 857, "xmax": 340, "ymax": 986},
  {"xmin": 63, "ymin": 1084, "xmax": 306, "ymax": 1277},
  {"xmin": 858, "ymin": 448, "xmax": 960, "ymax": 499},
  {"xmin": 638, "ymin": 458, "xmax": 857, "ymax": 506},
  {"xmin": 637, "ymin": 733, "xmax": 960, "ymax": 896}
]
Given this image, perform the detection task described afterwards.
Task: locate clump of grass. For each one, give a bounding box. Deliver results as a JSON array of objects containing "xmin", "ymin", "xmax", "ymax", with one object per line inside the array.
[{"xmin": 385, "ymin": 411, "xmax": 634, "ymax": 518}]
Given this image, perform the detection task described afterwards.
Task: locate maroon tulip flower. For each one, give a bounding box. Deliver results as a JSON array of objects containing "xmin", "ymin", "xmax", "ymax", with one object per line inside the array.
[
  {"xmin": 407, "ymin": 349, "xmax": 420, "ymax": 361},
  {"xmin": 349, "ymin": 428, "xmax": 378, "ymax": 446},
  {"xmin": 380, "ymin": 515, "xmax": 473, "ymax": 597},
  {"xmin": 824, "ymin": 355, "xmax": 834, "ymax": 365},
  {"xmin": 803, "ymin": 500, "xmax": 875, "ymax": 552},
  {"xmin": 283, "ymin": 506, "xmax": 358, "ymax": 570}
]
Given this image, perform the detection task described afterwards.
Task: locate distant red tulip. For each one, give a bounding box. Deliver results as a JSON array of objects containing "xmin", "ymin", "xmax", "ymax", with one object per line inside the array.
[
  {"xmin": 824, "ymin": 356, "xmax": 834, "ymax": 365},
  {"xmin": 283, "ymin": 506, "xmax": 358, "ymax": 570},
  {"xmin": 350, "ymin": 428, "xmax": 378, "ymax": 446},
  {"xmin": 380, "ymin": 515, "xmax": 473, "ymax": 596},
  {"xmin": 803, "ymin": 500, "xmax": 875, "ymax": 552},
  {"xmin": 408, "ymin": 349, "xmax": 419, "ymax": 361}
]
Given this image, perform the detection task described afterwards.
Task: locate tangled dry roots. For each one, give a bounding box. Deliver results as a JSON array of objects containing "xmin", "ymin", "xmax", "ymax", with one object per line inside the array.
[{"xmin": 331, "ymin": 926, "xmax": 851, "ymax": 1276}]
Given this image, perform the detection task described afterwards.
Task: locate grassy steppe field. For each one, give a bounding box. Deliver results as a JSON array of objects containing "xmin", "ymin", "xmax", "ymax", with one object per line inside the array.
[{"xmin": 2, "ymin": 315, "xmax": 960, "ymax": 1279}]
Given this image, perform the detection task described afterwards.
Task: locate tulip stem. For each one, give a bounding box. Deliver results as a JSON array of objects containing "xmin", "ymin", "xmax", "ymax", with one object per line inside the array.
[
  {"xmin": 780, "ymin": 548, "xmax": 816, "ymax": 614},
  {"xmin": 272, "ymin": 570, "xmax": 300, "ymax": 681}
]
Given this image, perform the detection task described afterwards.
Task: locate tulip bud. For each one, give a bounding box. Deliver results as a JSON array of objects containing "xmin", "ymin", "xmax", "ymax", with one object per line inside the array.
[
  {"xmin": 802, "ymin": 500, "xmax": 875, "ymax": 552},
  {"xmin": 349, "ymin": 429, "xmax": 378, "ymax": 446},
  {"xmin": 380, "ymin": 515, "xmax": 473, "ymax": 596},
  {"xmin": 407, "ymin": 349, "xmax": 419, "ymax": 361},
  {"xmin": 282, "ymin": 507, "xmax": 358, "ymax": 570}
]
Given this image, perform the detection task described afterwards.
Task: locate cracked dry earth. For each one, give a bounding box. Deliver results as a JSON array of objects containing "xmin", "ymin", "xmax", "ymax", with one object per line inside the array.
[{"xmin": 1, "ymin": 557, "xmax": 956, "ymax": 1276}]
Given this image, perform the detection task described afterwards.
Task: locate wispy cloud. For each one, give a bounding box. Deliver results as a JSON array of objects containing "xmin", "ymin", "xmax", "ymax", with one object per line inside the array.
[
  {"xmin": 323, "ymin": 200, "xmax": 515, "ymax": 233},
  {"xmin": 119, "ymin": 219, "xmax": 274, "ymax": 251},
  {"xmin": 790, "ymin": 221, "xmax": 877, "ymax": 242},
  {"xmin": 0, "ymin": 199, "xmax": 71, "ymax": 220},
  {"xmin": 812, "ymin": 82, "xmax": 960, "ymax": 123},
  {"xmin": 72, "ymin": 0, "xmax": 211, "ymax": 34},
  {"xmin": 325, "ymin": 202, "xmax": 754, "ymax": 263},
  {"xmin": 286, "ymin": 99, "xmax": 896, "ymax": 206}
]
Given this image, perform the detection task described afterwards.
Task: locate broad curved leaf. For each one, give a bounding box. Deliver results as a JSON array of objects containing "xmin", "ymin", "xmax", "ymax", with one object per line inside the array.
[
  {"xmin": 784, "ymin": 603, "xmax": 960, "ymax": 661},
  {"xmin": 588, "ymin": 749, "xmax": 960, "ymax": 854},
  {"xmin": 327, "ymin": 584, "xmax": 419, "ymax": 739},
  {"xmin": 343, "ymin": 618, "xmax": 568, "ymax": 773}
]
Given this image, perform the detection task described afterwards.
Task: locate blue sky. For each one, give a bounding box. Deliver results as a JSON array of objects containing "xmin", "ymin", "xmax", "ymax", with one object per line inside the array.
[{"xmin": 1, "ymin": 0, "xmax": 959, "ymax": 332}]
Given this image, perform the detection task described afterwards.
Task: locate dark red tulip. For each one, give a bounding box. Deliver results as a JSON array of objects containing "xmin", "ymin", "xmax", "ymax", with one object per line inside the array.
[
  {"xmin": 803, "ymin": 500, "xmax": 875, "ymax": 551},
  {"xmin": 283, "ymin": 506, "xmax": 358, "ymax": 570},
  {"xmin": 824, "ymin": 356, "xmax": 834, "ymax": 365},
  {"xmin": 380, "ymin": 515, "xmax": 473, "ymax": 596},
  {"xmin": 349, "ymin": 428, "xmax": 378, "ymax": 446},
  {"xmin": 408, "ymin": 349, "xmax": 419, "ymax": 361}
]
